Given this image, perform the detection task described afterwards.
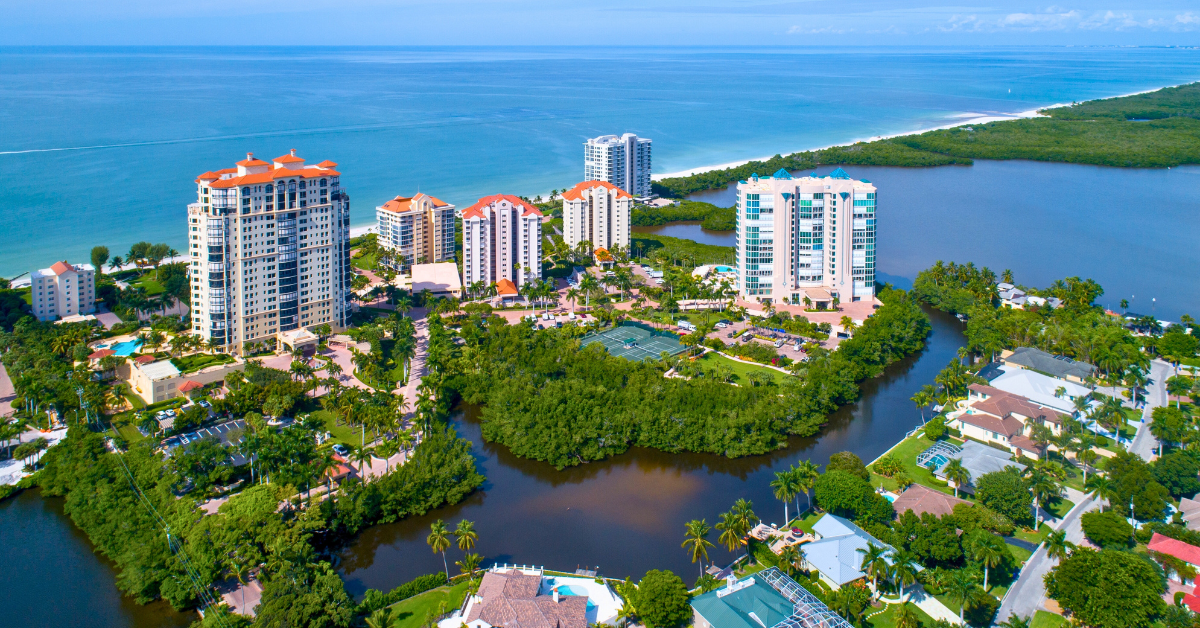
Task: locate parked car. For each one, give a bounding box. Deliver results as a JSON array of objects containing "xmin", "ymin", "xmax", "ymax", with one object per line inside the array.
[
  {"xmin": 718, "ymin": 319, "xmax": 731, "ymax": 326},
  {"xmin": 654, "ymin": 279, "xmax": 664, "ymax": 284},
  {"xmin": 555, "ymin": 321, "xmax": 563, "ymax": 328},
  {"xmin": 774, "ymin": 339, "xmax": 785, "ymax": 348},
  {"xmin": 332, "ymin": 443, "xmax": 349, "ymax": 457},
  {"xmin": 715, "ymin": 322, "xmax": 728, "ymax": 329},
  {"xmin": 542, "ymin": 312, "xmax": 553, "ymax": 320}
]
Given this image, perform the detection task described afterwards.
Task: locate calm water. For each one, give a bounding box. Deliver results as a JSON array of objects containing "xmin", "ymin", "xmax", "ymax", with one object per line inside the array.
[
  {"xmin": 337, "ymin": 308, "xmax": 964, "ymax": 594},
  {"xmin": 687, "ymin": 161, "xmax": 1200, "ymax": 320},
  {"xmin": 3, "ymin": 46, "xmax": 1200, "ymax": 277},
  {"xmin": 0, "ymin": 489, "xmax": 194, "ymax": 628},
  {"xmin": 631, "ymin": 221, "xmax": 735, "ymax": 247}
]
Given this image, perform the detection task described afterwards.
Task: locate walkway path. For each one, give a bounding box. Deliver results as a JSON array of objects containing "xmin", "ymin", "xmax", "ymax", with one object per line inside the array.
[
  {"xmin": 0, "ymin": 362, "xmax": 14, "ymax": 417},
  {"xmin": 996, "ymin": 494, "xmax": 1100, "ymax": 623},
  {"xmin": 394, "ymin": 307, "xmax": 430, "ymax": 416},
  {"xmin": 906, "ymin": 587, "xmax": 962, "ymax": 625}
]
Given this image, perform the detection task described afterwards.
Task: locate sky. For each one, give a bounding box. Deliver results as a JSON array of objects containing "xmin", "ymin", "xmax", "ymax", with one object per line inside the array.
[{"xmin": 1, "ymin": 0, "xmax": 1198, "ymax": 46}]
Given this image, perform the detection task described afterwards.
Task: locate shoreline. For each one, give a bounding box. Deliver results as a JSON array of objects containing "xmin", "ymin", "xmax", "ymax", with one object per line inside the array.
[{"xmin": 651, "ymin": 82, "xmax": 1188, "ymax": 181}]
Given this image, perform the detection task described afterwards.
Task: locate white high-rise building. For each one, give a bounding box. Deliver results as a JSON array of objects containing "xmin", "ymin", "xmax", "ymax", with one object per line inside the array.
[
  {"xmin": 583, "ymin": 133, "xmax": 652, "ymax": 197},
  {"xmin": 560, "ymin": 181, "xmax": 632, "ymax": 252},
  {"xmin": 375, "ymin": 193, "xmax": 456, "ymax": 272},
  {"xmin": 461, "ymin": 194, "xmax": 543, "ymax": 290},
  {"xmin": 30, "ymin": 261, "xmax": 96, "ymax": 322},
  {"xmin": 735, "ymin": 168, "xmax": 877, "ymax": 306},
  {"xmin": 189, "ymin": 150, "xmax": 351, "ymax": 354}
]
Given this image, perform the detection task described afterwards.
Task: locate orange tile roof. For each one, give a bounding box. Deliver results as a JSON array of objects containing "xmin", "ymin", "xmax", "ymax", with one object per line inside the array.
[
  {"xmin": 316, "ymin": 160, "xmax": 338, "ymax": 168},
  {"xmin": 1149, "ymin": 533, "xmax": 1200, "ymax": 566},
  {"xmin": 88, "ymin": 348, "xmax": 116, "ymax": 359},
  {"xmin": 892, "ymin": 484, "xmax": 970, "ymax": 518},
  {"xmin": 462, "ymin": 194, "xmax": 543, "ymax": 220},
  {"xmin": 236, "ymin": 153, "xmax": 269, "ymax": 167},
  {"xmin": 49, "ymin": 261, "xmax": 73, "ymax": 275},
  {"xmin": 178, "ymin": 380, "xmax": 204, "ymax": 392},
  {"xmin": 379, "ymin": 193, "xmax": 451, "ymax": 213},
  {"xmin": 197, "ymin": 171, "xmax": 220, "ymax": 181},
  {"xmin": 561, "ymin": 180, "xmax": 632, "ymax": 201},
  {"xmin": 273, "ymin": 149, "xmax": 305, "ymax": 163},
  {"xmin": 205, "ymin": 165, "xmax": 340, "ymax": 189},
  {"xmin": 135, "ymin": 355, "xmax": 156, "ymax": 364},
  {"xmin": 495, "ymin": 278, "xmax": 519, "ymax": 296}
]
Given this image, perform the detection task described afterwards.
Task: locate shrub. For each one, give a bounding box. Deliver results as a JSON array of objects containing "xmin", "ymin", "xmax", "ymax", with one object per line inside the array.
[
  {"xmin": 924, "ymin": 415, "xmax": 947, "ymax": 441},
  {"xmin": 952, "ymin": 503, "xmax": 1015, "ymax": 537},
  {"xmin": 828, "ymin": 451, "xmax": 870, "ymax": 481},
  {"xmin": 635, "ymin": 570, "xmax": 690, "ymax": 628},
  {"xmin": 814, "ymin": 470, "xmax": 895, "ymax": 524},
  {"xmin": 975, "ymin": 467, "xmax": 1032, "ymax": 527},
  {"xmin": 358, "ymin": 572, "xmax": 447, "ymax": 613},
  {"xmin": 872, "ymin": 454, "xmax": 904, "ymax": 477},
  {"xmin": 1081, "ymin": 510, "xmax": 1134, "ymax": 548}
]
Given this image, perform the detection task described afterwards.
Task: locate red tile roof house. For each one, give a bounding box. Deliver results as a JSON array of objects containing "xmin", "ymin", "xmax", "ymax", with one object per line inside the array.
[
  {"xmin": 1148, "ymin": 533, "xmax": 1200, "ymax": 585},
  {"xmin": 946, "ymin": 384, "xmax": 1067, "ymax": 459},
  {"xmin": 464, "ymin": 569, "xmax": 589, "ymax": 628}
]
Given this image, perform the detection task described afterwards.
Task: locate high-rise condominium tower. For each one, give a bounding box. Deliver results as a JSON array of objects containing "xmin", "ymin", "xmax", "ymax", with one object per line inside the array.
[
  {"xmin": 189, "ymin": 150, "xmax": 351, "ymax": 354},
  {"xmin": 375, "ymin": 193, "xmax": 456, "ymax": 272},
  {"xmin": 735, "ymin": 168, "xmax": 876, "ymax": 305},
  {"xmin": 583, "ymin": 133, "xmax": 652, "ymax": 197},
  {"xmin": 461, "ymin": 195, "xmax": 543, "ymax": 290},
  {"xmin": 560, "ymin": 181, "xmax": 632, "ymax": 252}
]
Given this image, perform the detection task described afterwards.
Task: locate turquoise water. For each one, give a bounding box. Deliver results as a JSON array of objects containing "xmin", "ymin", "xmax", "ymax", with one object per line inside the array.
[
  {"xmin": 885, "ymin": 494, "xmax": 897, "ymax": 503},
  {"xmin": 104, "ymin": 339, "xmax": 142, "ymax": 357},
  {"xmin": 2, "ymin": 46, "xmax": 1200, "ymax": 279},
  {"xmin": 714, "ymin": 265, "xmax": 734, "ymax": 273}
]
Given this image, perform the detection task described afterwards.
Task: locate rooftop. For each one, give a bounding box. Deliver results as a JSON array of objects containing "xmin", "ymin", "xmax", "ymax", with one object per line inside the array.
[
  {"xmin": 378, "ymin": 193, "xmax": 452, "ymax": 213},
  {"xmin": 691, "ymin": 569, "xmax": 852, "ymax": 628},
  {"xmin": 1004, "ymin": 346, "xmax": 1096, "ymax": 380},
  {"xmin": 413, "ymin": 262, "xmax": 463, "ymax": 295},
  {"xmin": 465, "ymin": 569, "xmax": 589, "ymax": 628},
  {"xmin": 561, "ymin": 180, "xmax": 632, "ymax": 201},
  {"xmin": 806, "ymin": 514, "xmax": 893, "ymax": 585},
  {"xmin": 138, "ymin": 360, "xmax": 181, "ymax": 380},
  {"xmin": 984, "ymin": 367, "xmax": 1091, "ymax": 415},
  {"xmin": 891, "ymin": 484, "xmax": 970, "ymax": 518},
  {"xmin": 462, "ymin": 194, "xmax": 543, "ymax": 220},
  {"xmin": 195, "ymin": 149, "xmax": 340, "ymax": 189},
  {"xmin": 1149, "ymin": 533, "xmax": 1200, "ymax": 566},
  {"xmin": 938, "ymin": 440, "xmax": 1025, "ymax": 485}
]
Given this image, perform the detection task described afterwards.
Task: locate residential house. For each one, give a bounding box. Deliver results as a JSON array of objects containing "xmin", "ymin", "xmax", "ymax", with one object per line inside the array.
[
  {"xmin": 946, "ymin": 384, "xmax": 1067, "ymax": 458},
  {"xmin": 924, "ymin": 440, "xmax": 1027, "ymax": 492},
  {"xmin": 1179, "ymin": 495, "xmax": 1200, "ymax": 532},
  {"xmin": 997, "ymin": 284, "xmax": 1063, "ymax": 311},
  {"xmin": 129, "ymin": 359, "xmax": 183, "ymax": 404},
  {"xmin": 1149, "ymin": 533, "xmax": 1200, "ymax": 584},
  {"xmin": 451, "ymin": 566, "xmax": 622, "ymax": 628},
  {"xmin": 802, "ymin": 514, "xmax": 894, "ymax": 589},
  {"xmin": 891, "ymin": 484, "xmax": 970, "ymax": 518},
  {"xmin": 1000, "ymin": 346, "xmax": 1097, "ymax": 384},
  {"xmin": 691, "ymin": 568, "xmax": 852, "ymax": 628}
]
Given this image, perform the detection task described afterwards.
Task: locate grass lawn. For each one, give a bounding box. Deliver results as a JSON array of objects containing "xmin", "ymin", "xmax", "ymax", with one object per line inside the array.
[
  {"xmin": 790, "ymin": 510, "xmax": 824, "ymax": 535},
  {"xmin": 386, "ymin": 581, "xmax": 470, "ymax": 628},
  {"xmin": 122, "ymin": 391, "xmax": 147, "ymax": 410},
  {"xmin": 171, "ymin": 352, "xmax": 236, "ymax": 374},
  {"xmin": 1031, "ymin": 610, "xmax": 1068, "ymax": 628},
  {"xmin": 1012, "ymin": 524, "xmax": 1053, "ymax": 546},
  {"xmin": 1048, "ymin": 497, "xmax": 1075, "ymax": 519},
  {"xmin": 867, "ymin": 431, "xmax": 959, "ymax": 497},
  {"xmin": 129, "ymin": 274, "xmax": 165, "ymax": 295},
  {"xmin": 351, "ymin": 251, "xmax": 378, "ymax": 271},
  {"xmin": 313, "ymin": 409, "xmax": 362, "ymax": 446},
  {"xmin": 865, "ymin": 602, "xmax": 937, "ymax": 628},
  {"xmin": 116, "ymin": 422, "xmax": 147, "ymax": 444},
  {"xmin": 697, "ymin": 351, "xmax": 792, "ymax": 386}
]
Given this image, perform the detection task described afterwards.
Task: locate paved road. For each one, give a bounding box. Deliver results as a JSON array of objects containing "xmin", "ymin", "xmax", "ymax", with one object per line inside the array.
[
  {"xmin": 996, "ymin": 494, "xmax": 1100, "ymax": 623},
  {"xmin": 1129, "ymin": 359, "xmax": 1172, "ymax": 461}
]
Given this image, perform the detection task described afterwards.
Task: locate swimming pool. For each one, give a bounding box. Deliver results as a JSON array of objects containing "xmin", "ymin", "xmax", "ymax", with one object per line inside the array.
[
  {"xmin": 714, "ymin": 265, "xmax": 734, "ymax": 273},
  {"xmin": 884, "ymin": 494, "xmax": 897, "ymax": 503},
  {"xmin": 102, "ymin": 339, "xmax": 143, "ymax": 357},
  {"xmin": 555, "ymin": 586, "xmax": 596, "ymax": 608}
]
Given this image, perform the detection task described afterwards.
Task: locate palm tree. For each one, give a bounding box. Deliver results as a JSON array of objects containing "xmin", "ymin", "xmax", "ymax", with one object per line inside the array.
[
  {"xmin": 893, "ymin": 604, "xmax": 920, "ymax": 628},
  {"xmin": 731, "ymin": 498, "xmax": 757, "ymax": 560},
  {"xmin": 456, "ymin": 552, "xmax": 482, "ymax": 583},
  {"xmin": 1085, "ymin": 475, "xmax": 1116, "ymax": 512},
  {"xmin": 998, "ymin": 614, "xmax": 1032, "ymax": 628},
  {"xmin": 778, "ymin": 545, "xmax": 804, "ymax": 578},
  {"xmin": 855, "ymin": 542, "xmax": 890, "ymax": 601},
  {"xmin": 427, "ymin": 519, "xmax": 452, "ymax": 581},
  {"xmin": 682, "ymin": 519, "xmax": 714, "ymax": 577},
  {"xmin": 945, "ymin": 569, "xmax": 979, "ymax": 623},
  {"xmin": 794, "ymin": 460, "xmax": 820, "ymax": 514},
  {"xmin": 1029, "ymin": 468, "xmax": 1062, "ymax": 528},
  {"xmin": 966, "ymin": 533, "xmax": 1006, "ymax": 591},
  {"xmin": 456, "ymin": 519, "xmax": 478, "ymax": 553},
  {"xmin": 770, "ymin": 469, "xmax": 800, "ymax": 525},
  {"xmin": 350, "ymin": 444, "xmax": 373, "ymax": 478},
  {"xmin": 889, "ymin": 548, "xmax": 920, "ymax": 601},
  {"xmin": 715, "ymin": 511, "xmax": 743, "ymax": 557},
  {"xmin": 364, "ymin": 608, "xmax": 391, "ymax": 628},
  {"xmin": 911, "ymin": 385, "xmax": 936, "ymax": 424},
  {"xmin": 1044, "ymin": 530, "xmax": 1074, "ymax": 561},
  {"xmin": 942, "ymin": 457, "xmax": 970, "ymax": 498}
]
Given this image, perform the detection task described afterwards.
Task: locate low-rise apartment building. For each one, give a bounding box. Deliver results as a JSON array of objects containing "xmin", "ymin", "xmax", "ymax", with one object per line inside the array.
[
  {"xmin": 129, "ymin": 358, "xmax": 183, "ymax": 405},
  {"xmin": 375, "ymin": 193, "xmax": 456, "ymax": 272},
  {"xmin": 30, "ymin": 261, "xmax": 96, "ymax": 322},
  {"xmin": 461, "ymin": 194, "xmax": 542, "ymax": 290},
  {"xmin": 561, "ymin": 181, "xmax": 632, "ymax": 253},
  {"xmin": 189, "ymin": 151, "xmax": 351, "ymax": 355}
]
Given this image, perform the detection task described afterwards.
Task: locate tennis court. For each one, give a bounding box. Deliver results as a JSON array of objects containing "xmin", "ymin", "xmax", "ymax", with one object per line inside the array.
[{"xmin": 581, "ymin": 323, "xmax": 686, "ymax": 361}]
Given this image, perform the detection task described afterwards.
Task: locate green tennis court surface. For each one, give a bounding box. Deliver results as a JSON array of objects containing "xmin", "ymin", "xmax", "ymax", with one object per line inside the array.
[{"xmin": 581, "ymin": 323, "xmax": 686, "ymax": 361}]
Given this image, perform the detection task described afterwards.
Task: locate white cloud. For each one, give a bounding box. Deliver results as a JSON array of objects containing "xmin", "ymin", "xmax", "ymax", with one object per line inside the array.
[{"xmin": 937, "ymin": 6, "xmax": 1200, "ymax": 32}]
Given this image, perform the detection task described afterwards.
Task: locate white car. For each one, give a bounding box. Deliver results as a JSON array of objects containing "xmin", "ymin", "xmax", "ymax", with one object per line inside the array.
[
  {"xmin": 654, "ymin": 278, "xmax": 664, "ymax": 284},
  {"xmin": 715, "ymin": 322, "xmax": 728, "ymax": 329},
  {"xmin": 542, "ymin": 313, "xmax": 553, "ymax": 320}
]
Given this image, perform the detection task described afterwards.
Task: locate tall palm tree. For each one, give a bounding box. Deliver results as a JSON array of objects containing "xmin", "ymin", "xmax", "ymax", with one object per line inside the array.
[
  {"xmin": 364, "ymin": 608, "xmax": 391, "ymax": 628},
  {"xmin": 771, "ymin": 469, "xmax": 799, "ymax": 525},
  {"xmin": 942, "ymin": 458, "xmax": 971, "ymax": 498},
  {"xmin": 945, "ymin": 569, "xmax": 979, "ymax": 623},
  {"xmin": 1044, "ymin": 530, "xmax": 1074, "ymax": 561},
  {"xmin": 855, "ymin": 542, "xmax": 890, "ymax": 601},
  {"xmin": 715, "ymin": 511, "xmax": 743, "ymax": 557},
  {"xmin": 966, "ymin": 533, "xmax": 1006, "ymax": 591},
  {"xmin": 457, "ymin": 553, "xmax": 482, "ymax": 586},
  {"xmin": 778, "ymin": 545, "xmax": 804, "ymax": 578},
  {"xmin": 889, "ymin": 548, "xmax": 920, "ymax": 602},
  {"xmin": 456, "ymin": 519, "xmax": 478, "ymax": 553},
  {"xmin": 998, "ymin": 614, "xmax": 1031, "ymax": 628},
  {"xmin": 1085, "ymin": 475, "xmax": 1116, "ymax": 512},
  {"xmin": 682, "ymin": 519, "xmax": 714, "ymax": 577},
  {"xmin": 427, "ymin": 520, "xmax": 452, "ymax": 581},
  {"xmin": 794, "ymin": 460, "xmax": 820, "ymax": 514},
  {"xmin": 893, "ymin": 604, "xmax": 920, "ymax": 628},
  {"xmin": 1028, "ymin": 468, "xmax": 1062, "ymax": 528}
]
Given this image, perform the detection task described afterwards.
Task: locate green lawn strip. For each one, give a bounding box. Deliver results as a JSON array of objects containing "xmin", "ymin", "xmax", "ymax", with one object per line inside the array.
[
  {"xmin": 1011, "ymin": 524, "xmax": 1053, "ymax": 546},
  {"xmin": 386, "ymin": 581, "xmax": 470, "ymax": 628},
  {"xmin": 351, "ymin": 251, "xmax": 378, "ymax": 271},
  {"xmin": 631, "ymin": 234, "xmax": 735, "ymax": 266},
  {"xmin": 171, "ymin": 353, "xmax": 236, "ymax": 374},
  {"xmin": 313, "ymin": 409, "xmax": 362, "ymax": 446},
  {"xmin": 867, "ymin": 433, "xmax": 959, "ymax": 497},
  {"xmin": 115, "ymin": 422, "xmax": 147, "ymax": 444},
  {"xmin": 696, "ymin": 351, "xmax": 791, "ymax": 386},
  {"xmin": 130, "ymin": 274, "xmax": 166, "ymax": 295},
  {"xmin": 122, "ymin": 390, "xmax": 147, "ymax": 410},
  {"xmin": 865, "ymin": 602, "xmax": 938, "ymax": 628},
  {"xmin": 1047, "ymin": 497, "xmax": 1075, "ymax": 519},
  {"xmin": 933, "ymin": 588, "xmax": 1000, "ymax": 616},
  {"xmin": 1031, "ymin": 610, "xmax": 1068, "ymax": 628},
  {"xmin": 789, "ymin": 511, "xmax": 824, "ymax": 535}
]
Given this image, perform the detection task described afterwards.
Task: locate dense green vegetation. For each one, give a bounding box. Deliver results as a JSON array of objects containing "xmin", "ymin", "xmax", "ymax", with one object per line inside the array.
[
  {"xmin": 631, "ymin": 234, "xmax": 734, "ymax": 267},
  {"xmin": 631, "ymin": 200, "xmax": 735, "ymax": 231},
  {"xmin": 653, "ymin": 82, "xmax": 1200, "ymax": 198},
  {"xmin": 1044, "ymin": 548, "xmax": 1165, "ymax": 628},
  {"xmin": 448, "ymin": 287, "xmax": 930, "ymax": 468}
]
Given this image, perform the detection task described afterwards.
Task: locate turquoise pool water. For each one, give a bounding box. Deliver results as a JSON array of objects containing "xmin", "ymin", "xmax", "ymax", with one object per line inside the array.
[
  {"xmin": 104, "ymin": 339, "xmax": 143, "ymax": 357},
  {"xmin": 554, "ymin": 585, "xmax": 596, "ymax": 608},
  {"xmin": 714, "ymin": 265, "xmax": 734, "ymax": 273},
  {"xmin": 884, "ymin": 494, "xmax": 897, "ymax": 503}
]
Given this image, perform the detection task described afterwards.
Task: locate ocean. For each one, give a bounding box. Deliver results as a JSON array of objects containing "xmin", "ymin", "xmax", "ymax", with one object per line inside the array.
[{"xmin": 2, "ymin": 45, "xmax": 1199, "ymax": 297}]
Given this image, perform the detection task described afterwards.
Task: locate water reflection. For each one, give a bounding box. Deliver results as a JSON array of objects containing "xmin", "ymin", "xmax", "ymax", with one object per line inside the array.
[
  {"xmin": 631, "ymin": 222, "xmax": 735, "ymax": 248},
  {"xmin": 337, "ymin": 308, "xmax": 965, "ymax": 595}
]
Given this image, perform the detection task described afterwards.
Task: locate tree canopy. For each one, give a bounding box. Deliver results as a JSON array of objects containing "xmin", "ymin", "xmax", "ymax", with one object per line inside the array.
[{"xmin": 1045, "ymin": 548, "xmax": 1166, "ymax": 628}]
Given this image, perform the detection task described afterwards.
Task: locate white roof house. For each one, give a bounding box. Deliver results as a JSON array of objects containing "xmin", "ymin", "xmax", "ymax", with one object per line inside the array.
[
  {"xmin": 804, "ymin": 514, "xmax": 895, "ymax": 587},
  {"xmin": 988, "ymin": 367, "xmax": 1093, "ymax": 415}
]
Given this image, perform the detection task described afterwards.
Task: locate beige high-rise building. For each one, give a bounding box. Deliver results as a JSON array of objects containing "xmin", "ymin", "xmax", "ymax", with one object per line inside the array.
[
  {"xmin": 375, "ymin": 193, "xmax": 456, "ymax": 272},
  {"xmin": 30, "ymin": 261, "xmax": 96, "ymax": 322},
  {"xmin": 461, "ymin": 194, "xmax": 543, "ymax": 290},
  {"xmin": 189, "ymin": 150, "xmax": 351, "ymax": 354},
  {"xmin": 735, "ymin": 168, "xmax": 876, "ymax": 305},
  {"xmin": 561, "ymin": 181, "xmax": 632, "ymax": 253}
]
